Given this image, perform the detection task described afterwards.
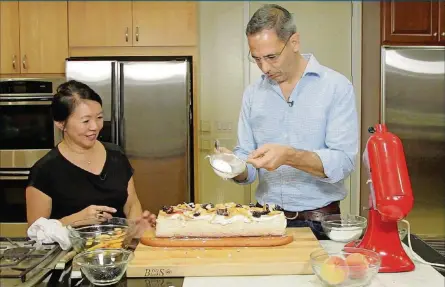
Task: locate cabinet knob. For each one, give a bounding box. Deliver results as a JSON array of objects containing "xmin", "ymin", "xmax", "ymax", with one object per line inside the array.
[
  {"xmin": 442, "ymin": 32, "xmax": 445, "ymax": 37},
  {"xmin": 136, "ymin": 26, "xmax": 139, "ymax": 42},
  {"xmin": 433, "ymin": 32, "xmax": 438, "ymax": 37},
  {"xmin": 125, "ymin": 27, "xmax": 129, "ymax": 42},
  {"xmin": 12, "ymin": 55, "xmax": 16, "ymax": 70}
]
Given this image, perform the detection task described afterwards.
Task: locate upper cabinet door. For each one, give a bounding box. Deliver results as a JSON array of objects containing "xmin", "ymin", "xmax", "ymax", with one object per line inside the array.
[
  {"xmin": 68, "ymin": 1, "xmax": 133, "ymax": 47},
  {"xmin": 439, "ymin": 1, "xmax": 445, "ymax": 44},
  {"xmin": 0, "ymin": 1, "xmax": 20, "ymax": 74},
  {"xmin": 133, "ymin": 1, "xmax": 197, "ymax": 46},
  {"xmin": 19, "ymin": 1, "xmax": 68, "ymax": 74},
  {"xmin": 381, "ymin": 0, "xmax": 439, "ymax": 45}
]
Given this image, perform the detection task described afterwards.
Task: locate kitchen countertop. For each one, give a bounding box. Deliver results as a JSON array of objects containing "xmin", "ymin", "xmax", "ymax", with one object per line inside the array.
[{"xmin": 40, "ymin": 234, "xmax": 444, "ymax": 287}]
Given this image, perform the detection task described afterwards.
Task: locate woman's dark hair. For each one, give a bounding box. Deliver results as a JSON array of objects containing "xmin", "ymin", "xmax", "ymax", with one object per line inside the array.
[{"xmin": 51, "ymin": 80, "xmax": 102, "ymax": 122}]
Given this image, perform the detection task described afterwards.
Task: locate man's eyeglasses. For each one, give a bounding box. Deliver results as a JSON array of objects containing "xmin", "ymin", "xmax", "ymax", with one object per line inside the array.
[{"xmin": 248, "ymin": 35, "xmax": 292, "ymax": 64}]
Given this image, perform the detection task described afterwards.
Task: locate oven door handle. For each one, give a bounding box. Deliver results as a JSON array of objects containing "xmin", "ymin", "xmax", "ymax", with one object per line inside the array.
[
  {"xmin": 0, "ymin": 170, "xmax": 30, "ymax": 180},
  {"xmin": 0, "ymin": 99, "xmax": 52, "ymax": 105}
]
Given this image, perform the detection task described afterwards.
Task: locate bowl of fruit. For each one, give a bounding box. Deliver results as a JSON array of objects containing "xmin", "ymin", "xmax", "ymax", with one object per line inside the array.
[
  {"xmin": 67, "ymin": 217, "xmax": 140, "ymax": 253},
  {"xmin": 310, "ymin": 247, "xmax": 381, "ymax": 287}
]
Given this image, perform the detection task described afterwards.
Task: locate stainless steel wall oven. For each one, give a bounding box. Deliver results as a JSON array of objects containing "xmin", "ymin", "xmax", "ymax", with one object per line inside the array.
[{"xmin": 0, "ymin": 78, "xmax": 64, "ymax": 234}]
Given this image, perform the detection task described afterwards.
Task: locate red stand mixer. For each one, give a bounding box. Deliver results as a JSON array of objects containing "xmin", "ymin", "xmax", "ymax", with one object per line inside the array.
[{"xmin": 345, "ymin": 123, "xmax": 415, "ymax": 273}]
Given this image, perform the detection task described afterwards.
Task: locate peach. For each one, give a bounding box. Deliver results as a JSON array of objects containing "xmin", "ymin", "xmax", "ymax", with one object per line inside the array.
[
  {"xmin": 319, "ymin": 256, "xmax": 348, "ymax": 285},
  {"xmin": 345, "ymin": 253, "xmax": 369, "ymax": 279}
]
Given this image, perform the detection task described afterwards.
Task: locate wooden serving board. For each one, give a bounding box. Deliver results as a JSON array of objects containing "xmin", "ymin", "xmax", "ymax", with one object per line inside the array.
[
  {"xmin": 140, "ymin": 233, "xmax": 293, "ymax": 247},
  {"xmin": 127, "ymin": 227, "xmax": 321, "ymax": 278}
]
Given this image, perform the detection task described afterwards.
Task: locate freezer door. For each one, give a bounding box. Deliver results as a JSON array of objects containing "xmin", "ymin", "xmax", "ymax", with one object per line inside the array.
[
  {"xmin": 65, "ymin": 60, "xmax": 119, "ymax": 144},
  {"xmin": 120, "ymin": 61, "xmax": 191, "ymax": 213}
]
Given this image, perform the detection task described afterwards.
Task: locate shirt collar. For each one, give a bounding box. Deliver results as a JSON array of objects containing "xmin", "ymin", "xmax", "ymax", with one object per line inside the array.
[{"xmin": 260, "ymin": 53, "xmax": 322, "ymax": 83}]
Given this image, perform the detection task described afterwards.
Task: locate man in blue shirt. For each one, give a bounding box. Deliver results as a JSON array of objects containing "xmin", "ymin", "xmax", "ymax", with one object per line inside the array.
[{"xmin": 220, "ymin": 4, "xmax": 358, "ymax": 239}]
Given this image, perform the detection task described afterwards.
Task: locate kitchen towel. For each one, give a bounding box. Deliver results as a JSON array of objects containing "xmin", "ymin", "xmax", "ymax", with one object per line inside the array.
[{"xmin": 27, "ymin": 217, "xmax": 72, "ymax": 250}]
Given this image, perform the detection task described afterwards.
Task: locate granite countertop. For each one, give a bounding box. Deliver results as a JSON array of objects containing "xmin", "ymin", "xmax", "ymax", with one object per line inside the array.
[{"xmin": 42, "ymin": 234, "xmax": 444, "ymax": 287}]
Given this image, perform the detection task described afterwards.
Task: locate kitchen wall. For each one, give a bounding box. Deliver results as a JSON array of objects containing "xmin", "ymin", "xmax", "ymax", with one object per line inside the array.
[{"xmin": 198, "ymin": 1, "xmax": 359, "ymax": 214}]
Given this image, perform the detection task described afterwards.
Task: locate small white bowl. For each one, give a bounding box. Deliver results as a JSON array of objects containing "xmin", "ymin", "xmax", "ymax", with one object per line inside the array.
[
  {"xmin": 321, "ymin": 214, "xmax": 367, "ymax": 243},
  {"xmin": 205, "ymin": 153, "xmax": 246, "ymax": 179}
]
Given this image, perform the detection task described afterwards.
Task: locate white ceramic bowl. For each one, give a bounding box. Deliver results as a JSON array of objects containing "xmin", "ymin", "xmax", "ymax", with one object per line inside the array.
[
  {"xmin": 206, "ymin": 153, "xmax": 246, "ymax": 179},
  {"xmin": 321, "ymin": 214, "xmax": 367, "ymax": 243}
]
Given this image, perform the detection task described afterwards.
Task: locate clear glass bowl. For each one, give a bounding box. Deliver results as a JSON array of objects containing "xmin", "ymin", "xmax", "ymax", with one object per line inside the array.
[
  {"xmin": 205, "ymin": 153, "xmax": 246, "ymax": 179},
  {"xmin": 74, "ymin": 248, "xmax": 134, "ymax": 286},
  {"xmin": 321, "ymin": 214, "xmax": 367, "ymax": 243},
  {"xmin": 310, "ymin": 247, "xmax": 381, "ymax": 287},
  {"xmin": 67, "ymin": 217, "xmax": 140, "ymax": 253}
]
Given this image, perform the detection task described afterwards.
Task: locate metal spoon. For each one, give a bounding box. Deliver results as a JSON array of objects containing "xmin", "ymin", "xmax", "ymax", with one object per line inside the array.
[{"xmin": 214, "ymin": 139, "xmax": 220, "ymax": 152}]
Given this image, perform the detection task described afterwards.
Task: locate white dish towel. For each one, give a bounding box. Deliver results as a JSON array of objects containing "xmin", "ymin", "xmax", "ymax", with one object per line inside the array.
[{"xmin": 27, "ymin": 217, "xmax": 72, "ymax": 250}]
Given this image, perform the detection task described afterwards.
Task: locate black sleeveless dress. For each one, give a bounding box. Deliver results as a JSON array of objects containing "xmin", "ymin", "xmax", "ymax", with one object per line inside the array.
[{"xmin": 27, "ymin": 142, "xmax": 133, "ymax": 219}]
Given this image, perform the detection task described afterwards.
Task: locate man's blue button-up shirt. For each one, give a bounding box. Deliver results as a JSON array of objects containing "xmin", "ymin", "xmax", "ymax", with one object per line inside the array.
[{"xmin": 233, "ymin": 54, "xmax": 358, "ymax": 212}]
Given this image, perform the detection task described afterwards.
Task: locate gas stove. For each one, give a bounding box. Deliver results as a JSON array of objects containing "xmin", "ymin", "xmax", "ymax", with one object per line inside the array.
[{"xmin": 0, "ymin": 237, "xmax": 62, "ymax": 284}]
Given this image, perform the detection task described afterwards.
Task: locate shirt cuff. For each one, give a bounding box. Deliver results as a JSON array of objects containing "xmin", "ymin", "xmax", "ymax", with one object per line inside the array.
[
  {"xmin": 232, "ymin": 164, "xmax": 256, "ymax": 185},
  {"xmin": 313, "ymin": 149, "xmax": 344, "ymax": 184}
]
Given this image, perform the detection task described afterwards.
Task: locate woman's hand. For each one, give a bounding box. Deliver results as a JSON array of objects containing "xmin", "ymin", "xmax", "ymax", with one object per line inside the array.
[
  {"xmin": 60, "ymin": 205, "xmax": 116, "ymax": 226},
  {"xmin": 74, "ymin": 205, "xmax": 116, "ymax": 225},
  {"xmin": 129, "ymin": 210, "xmax": 157, "ymax": 238}
]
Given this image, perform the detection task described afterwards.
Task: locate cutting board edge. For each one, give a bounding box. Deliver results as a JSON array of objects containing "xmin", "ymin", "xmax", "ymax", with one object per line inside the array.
[{"xmin": 126, "ymin": 262, "xmax": 314, "ymax": 278}]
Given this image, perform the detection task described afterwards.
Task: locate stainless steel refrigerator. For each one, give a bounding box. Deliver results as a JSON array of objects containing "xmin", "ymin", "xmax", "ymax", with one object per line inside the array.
[
  {"xmin": 65, "ymin": 56, "xmax": 193, "ymax": 214},
  {"xmin": 380, "ymin": 47, "xmax": 445, "ymax": 236}
]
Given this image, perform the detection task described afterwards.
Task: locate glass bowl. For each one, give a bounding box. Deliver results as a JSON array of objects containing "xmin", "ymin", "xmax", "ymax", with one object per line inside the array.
[
  {"xmin": 205, "ymin": 153, "xmax": 246, "ymax": 179},
  {"xmin": 67, "ymin": 217, "xmax": 140, "ymax": 253},
  {"xmin": 74, "ymin": 248, "xmax": 133, "ymax": 286},
  {"xmin": 321, "ymin": 214, "xmax": 367, "ymax": 242},
  {"xmin": 310, "ymin": 247, "xmax": 381, "ymax": 287}
]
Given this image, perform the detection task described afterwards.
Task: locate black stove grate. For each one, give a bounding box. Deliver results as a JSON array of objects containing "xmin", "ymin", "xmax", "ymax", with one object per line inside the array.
[{"xmin": 0, "ymin": 237, "xmax": 62, "ymax": 282}]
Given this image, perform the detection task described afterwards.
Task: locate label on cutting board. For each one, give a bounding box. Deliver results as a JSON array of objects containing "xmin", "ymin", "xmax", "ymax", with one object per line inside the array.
[{"xmin": 143, "ymin": 267, "xmax": 176, "ymax": 277}]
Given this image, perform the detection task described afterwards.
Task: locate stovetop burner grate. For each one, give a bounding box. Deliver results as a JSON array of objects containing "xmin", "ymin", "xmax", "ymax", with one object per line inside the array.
[{"xmin": 0, "ymin": 237, "xmax": 62, "ymax": 282}]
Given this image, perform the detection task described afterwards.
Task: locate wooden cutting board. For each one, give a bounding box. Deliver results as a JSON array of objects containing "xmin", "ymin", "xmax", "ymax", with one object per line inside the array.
[{"xmin": 127, "ymin": 227, "xmax": 321, "ymax": 277}]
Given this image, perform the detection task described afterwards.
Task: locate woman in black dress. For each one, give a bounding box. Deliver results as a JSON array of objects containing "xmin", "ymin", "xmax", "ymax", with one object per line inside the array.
[{"xmin": 26, "ymin": 80, "xmax": 156, "ymax": 228}]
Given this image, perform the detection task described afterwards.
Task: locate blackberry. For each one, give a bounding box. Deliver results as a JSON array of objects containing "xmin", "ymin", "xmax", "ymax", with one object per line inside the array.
[
  {"xmin": 273, "ymin": 205, "xmax": 284, "ymax": 211},
  {"xmin": 193, "ymin": 212, "xmax": 200, "ymax": 217},
  {"xmin": 216, "ymin": 208, "xmax": 229, "ymax": 216},
  {"xmin": 162, "ymin": 206, "xmax": 174, "ymax": 214},
  {"xmin": 201, "ymin": 203, "xmax": 215, "ymax": 210},
  {"xmin": 252, "ymin": 211, "xmax": 262, "ymax": 218}
]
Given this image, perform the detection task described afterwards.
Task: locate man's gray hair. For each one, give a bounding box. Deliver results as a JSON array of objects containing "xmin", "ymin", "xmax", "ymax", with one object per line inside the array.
[{"xmin": 246, "ymin": 4, "xmax": 296, "ymax": 42}]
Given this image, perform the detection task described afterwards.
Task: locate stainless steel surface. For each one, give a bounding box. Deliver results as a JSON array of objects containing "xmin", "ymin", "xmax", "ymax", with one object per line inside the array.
[
  {"xmin": 121, "ymin": 61, "xmax": 191, "ymax": 208},
  {"xmin": 381, "ymin": 47, "xmax": 445, "ymax": 236},
  {"xmin": 0, "ymin": 170, "xmax": 30, "ymax": 181},
  {"xmin": 0, "ymin": 78, "xmax": 64, "ymax": 169},
  {"xmin": 0, "ymin": 100, "xmax": 51, "ymax": 105},
  {"xmin": 65, "ymin": 61, "xmax": 114, "ymax": 123},
  {"xmin": 65, "ymin": 57, "xmax": 193, "ymax": 213}
]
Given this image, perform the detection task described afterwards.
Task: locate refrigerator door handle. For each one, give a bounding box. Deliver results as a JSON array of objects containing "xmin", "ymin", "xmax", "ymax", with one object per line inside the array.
[
  {"xmin": 111, "ymin": 61, "xmax": 119, "ymax": 145},
  {"xmin": 118, "ymin": 62, "xmax": 126, "ymax": 151}
]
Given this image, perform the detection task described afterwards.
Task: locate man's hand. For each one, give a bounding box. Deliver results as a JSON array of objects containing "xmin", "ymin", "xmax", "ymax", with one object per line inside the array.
[{"xmin": 247, "ymin": 143, "xmax": 292, "ymax": 171}]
